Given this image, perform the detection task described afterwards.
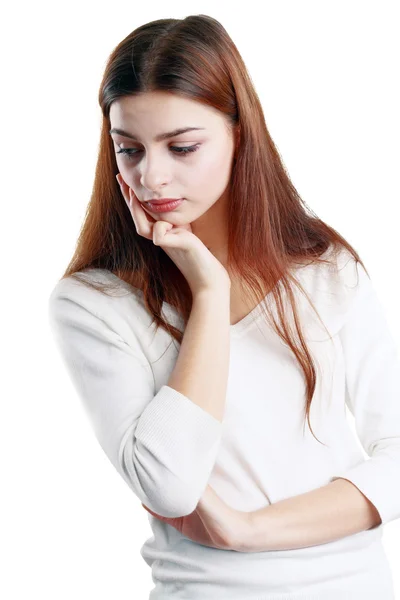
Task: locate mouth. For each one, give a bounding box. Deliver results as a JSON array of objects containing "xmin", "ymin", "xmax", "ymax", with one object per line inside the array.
[
  {"xmin": 144, "ymin": 199, "xmax": 185, "ymax": 213},
  {"xmin": 144, "ymin": 198, "xmax": 183, "ymax": 205}
]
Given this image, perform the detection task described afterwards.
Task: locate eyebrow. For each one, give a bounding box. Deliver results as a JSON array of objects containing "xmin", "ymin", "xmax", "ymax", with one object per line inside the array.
[{"xmin": 109, "ymin": 126, "xmax": 206, "ymax": 142}]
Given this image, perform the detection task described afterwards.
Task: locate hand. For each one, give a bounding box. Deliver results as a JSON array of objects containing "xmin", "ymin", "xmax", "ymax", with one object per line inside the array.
[
  {"xmin": 142, "ymin": 485, "xmax": 253, "ymax": 552},
  {"xmin": 116, "ymin": 174, "xmax": 231, "ymax": 295}
]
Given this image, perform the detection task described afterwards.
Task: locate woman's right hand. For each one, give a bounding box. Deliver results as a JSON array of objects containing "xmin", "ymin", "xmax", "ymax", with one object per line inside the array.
[{"xmin": 116, "ymin": 174, "xmax": 231, "ymax": 295}]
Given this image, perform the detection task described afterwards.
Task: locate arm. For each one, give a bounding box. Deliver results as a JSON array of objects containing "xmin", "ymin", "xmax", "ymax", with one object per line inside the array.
[
  {"xmin": 244, "ymin": 477, "xmax": 381, "ymax": 552},
  {"xmin": 48, "ymin": 275, "xmax": 230, "ymax": 520},
  {"xmin": 127, "ymin": 285, "xmax": 231, "ymax": 516},
  {"xmin": 241, "ymin": 257, "xmax": 400, "ymax": 552},
  {"xmin": 167, "ymin": 286, "xmax": 231, "ymax": 423}
]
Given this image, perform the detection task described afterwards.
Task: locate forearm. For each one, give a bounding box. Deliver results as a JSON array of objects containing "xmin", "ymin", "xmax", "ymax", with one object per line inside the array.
[
  {"xmin": 246, "ymin": 478, "xmax": 382, "ymax": 552},
  {"xmin": 167, "ymin": 287, "xmax": 231, "ymax": 423}
]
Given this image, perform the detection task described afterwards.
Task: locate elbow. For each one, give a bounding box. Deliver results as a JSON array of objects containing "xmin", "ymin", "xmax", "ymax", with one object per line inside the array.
[
  {"xmin": 139, "ymin": 469, "xmax": 201, "ymax": 518},
  {"xmin": 119, "ymin": 437, "xmax": 201, "ymax": 518}
]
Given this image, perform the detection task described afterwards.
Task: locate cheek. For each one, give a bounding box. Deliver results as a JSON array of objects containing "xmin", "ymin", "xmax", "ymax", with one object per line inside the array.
[
  {"xmin": 188, "ymin": 150, "xmax": 233, "ymax": 191},
  {"xmin": 115, "ymin": 158, "xmax": 133, "ymax": 182}
]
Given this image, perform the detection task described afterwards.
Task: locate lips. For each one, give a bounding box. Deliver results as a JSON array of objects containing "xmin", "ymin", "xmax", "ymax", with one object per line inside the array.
[
  {"xmin": 145, "ymin": 199, "xmax": 184, "ymax": 213},
  {"xmin": 144, "ymin": 198, "xmax": 183, "ymax": 205}
]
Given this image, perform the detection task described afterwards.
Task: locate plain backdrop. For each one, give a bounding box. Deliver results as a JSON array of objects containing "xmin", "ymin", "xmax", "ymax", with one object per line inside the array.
[{"xmin": 2, "ymin": 1, "xmax": 399, "ymax": 598}]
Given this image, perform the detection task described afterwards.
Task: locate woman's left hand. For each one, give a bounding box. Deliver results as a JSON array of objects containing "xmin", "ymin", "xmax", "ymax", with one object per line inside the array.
[{"xmin": 142, "ymin": 485, "xmax": 252, "ymax": 552}]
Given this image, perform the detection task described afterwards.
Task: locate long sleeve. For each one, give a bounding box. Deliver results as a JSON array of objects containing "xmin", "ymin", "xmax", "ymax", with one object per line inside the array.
[
  {"xmin": 47, "ymin": 278, "xmax": 222, "ymax": 518},
  {"xmin": 330, "ymin": 260, "xmax": 400, "ymax": 526}
]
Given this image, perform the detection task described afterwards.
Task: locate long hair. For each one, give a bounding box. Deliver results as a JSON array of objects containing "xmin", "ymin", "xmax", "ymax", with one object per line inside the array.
[{"xmin": 59, "ymin": 14, "xmax": 368, "ymax": 444}]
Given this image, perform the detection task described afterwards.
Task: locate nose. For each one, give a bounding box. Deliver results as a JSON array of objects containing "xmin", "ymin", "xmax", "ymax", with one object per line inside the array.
[{"xmin": 139, "ymin": 150, "xmax": 172, "ymax": 193}]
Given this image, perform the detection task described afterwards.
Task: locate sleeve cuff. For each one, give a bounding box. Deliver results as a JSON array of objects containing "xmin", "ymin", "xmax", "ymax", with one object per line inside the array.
[
  {"xmin": 134, "ymin": 384, "xmax": 223, "ymax": 482},
  {"xmin": 330, "ymin": 451, "xmax": 400, "ymax": 525}
]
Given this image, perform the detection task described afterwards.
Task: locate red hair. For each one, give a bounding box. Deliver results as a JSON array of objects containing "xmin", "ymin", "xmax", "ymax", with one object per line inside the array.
[{"xmin": 59, "ymin": 14, "xmax": 368, "ymax": 444}]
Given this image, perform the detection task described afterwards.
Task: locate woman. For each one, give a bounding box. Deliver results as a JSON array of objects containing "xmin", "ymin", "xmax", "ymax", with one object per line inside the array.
[{"xmin": 48, "ymin": 14, "xmax": 398, "ymax": 599}]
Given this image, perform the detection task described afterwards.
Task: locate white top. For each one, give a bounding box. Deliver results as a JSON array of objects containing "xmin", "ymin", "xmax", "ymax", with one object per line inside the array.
[{"xmin": 47, "ymin": 245, "xmax": 398, "ymax": 599}]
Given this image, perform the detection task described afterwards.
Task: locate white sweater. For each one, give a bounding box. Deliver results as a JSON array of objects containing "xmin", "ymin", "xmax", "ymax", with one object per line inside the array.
[{"xmin": 47, "ymin": 246, "xmax": 398, "ymax": 599}]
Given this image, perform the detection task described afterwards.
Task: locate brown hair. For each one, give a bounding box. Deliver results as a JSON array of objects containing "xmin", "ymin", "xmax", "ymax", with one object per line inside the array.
[{"xmin": 59, "ymin": 14, "xmax": 368, "ymax": 444}]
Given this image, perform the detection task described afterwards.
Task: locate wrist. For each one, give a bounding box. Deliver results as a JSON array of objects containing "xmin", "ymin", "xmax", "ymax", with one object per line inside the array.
[
  {"xmin": 193, "ymin": 284, "xmax": 231, "ymax": 300},
  {"xmin": 237, "ymin": 506, "xmax": 278, "ymax": 553},
  {"xmin": 230, "ymin": 511, "xmax": 258, "ymax": 553}
]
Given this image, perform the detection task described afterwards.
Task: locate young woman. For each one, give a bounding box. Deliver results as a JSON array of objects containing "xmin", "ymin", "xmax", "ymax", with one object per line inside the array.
[{"xmin": 48, "ymin": 14, "xmax": 398, "ymax": 599}]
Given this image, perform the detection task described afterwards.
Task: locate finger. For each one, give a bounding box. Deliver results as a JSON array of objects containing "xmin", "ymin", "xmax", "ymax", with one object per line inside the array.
[
  {"xmin": 115, "ymin": 175, "xmax": 178, "ymax": 247},
  {"xmin": 116, "ymin": 174, "xmax": 131, "ymax": 208},
  {"xmin": 117, "ymin": 176, "xmax": 153, "ymax": 239},
  {"xmin": 152, "ymin": 220, "xmax": 174, "ymax": 247},
  {"xmin": 128, "ymin": 187, "xmax": 156, "ymax": 238}
]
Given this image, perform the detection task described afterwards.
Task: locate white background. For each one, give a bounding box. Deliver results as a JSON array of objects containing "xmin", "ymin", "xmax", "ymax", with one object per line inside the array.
[{"xmin": 2, "ymin": 1, "xmax": 399, "ymax": 598}]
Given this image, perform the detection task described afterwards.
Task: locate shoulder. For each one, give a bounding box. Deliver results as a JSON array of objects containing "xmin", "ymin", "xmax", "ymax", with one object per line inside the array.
[
  {"xmin": 292, "ymin": 244, "xmax": 370, "ymax": 339},
  {"xmin": 47, "ymin": 268, "xmax": 154, "ymax": 344},
  {"xmin": 295, "ymin": 243, "xmax": 368, "ymax": 297}
]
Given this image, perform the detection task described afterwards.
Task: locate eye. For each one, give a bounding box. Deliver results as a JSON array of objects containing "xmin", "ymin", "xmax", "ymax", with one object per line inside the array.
[{"xmin": 116, "ymin": 145, "xmax": 200, "ymax": 160}]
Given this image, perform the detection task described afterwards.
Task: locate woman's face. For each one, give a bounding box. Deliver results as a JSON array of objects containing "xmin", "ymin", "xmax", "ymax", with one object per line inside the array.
[{"xmin": 109, "ymin": 91, "xmax": 237, "ymax": 225}]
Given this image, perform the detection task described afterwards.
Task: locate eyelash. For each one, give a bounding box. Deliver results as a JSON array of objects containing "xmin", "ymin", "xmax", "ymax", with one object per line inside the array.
[{"xmin": 116, "ymin": 145, "xmax": 200, "ymax": 160}]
